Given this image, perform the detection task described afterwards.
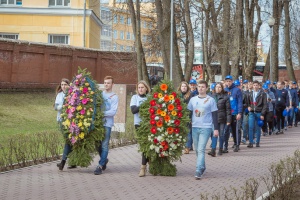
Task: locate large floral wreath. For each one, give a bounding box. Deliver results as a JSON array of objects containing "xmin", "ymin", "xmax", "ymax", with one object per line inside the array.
[
  {"xmin": 60, "ymin": 68, "xmax": 105, "ymax": 167},
  {"xmin": 137, "ymin": 80, "xmax": 189, "ymax": 176}
]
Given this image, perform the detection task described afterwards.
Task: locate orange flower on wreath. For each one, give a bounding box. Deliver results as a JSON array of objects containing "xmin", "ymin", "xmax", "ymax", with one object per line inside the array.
[
  {"xmin": 164, "ymin": 95, "xmax": 170, "ymax": 102},
  {"xmin": 156, "ymin": 109, "xmax": 162, "ymax": 115},
  {"xmin": 167, "ymin": 104, "xmax": 174, "ymax": 111},
  {"xmin": 164, "ymin": 115, "xmax": 170, "ymax": 122},
  {"xmin": 156, "ymin": 121, "xmax": 163, "ymax": 127},
  {"xmin": 160, "ymin": 84, "xmax": 168, "ymax": 91},
  {"xmin": 161, "ymin": 111, "xmax": 166, "ymax": 117},
  {"xmin": 167, "ymin": 127, "xmax": 174, "ymax": 134},
  {"xmin": 171, "ymin": 110, "xmax": 177, "ymax": 116}
]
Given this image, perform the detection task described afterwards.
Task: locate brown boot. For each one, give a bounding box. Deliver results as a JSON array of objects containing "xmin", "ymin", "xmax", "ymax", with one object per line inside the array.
[
  {"xmin": 184, "ymin": 148, "xmax": 190, "ymax": 154},
  {"xmin": 139, "ymin": 165, "xmax": 146, "ymax": 177}
]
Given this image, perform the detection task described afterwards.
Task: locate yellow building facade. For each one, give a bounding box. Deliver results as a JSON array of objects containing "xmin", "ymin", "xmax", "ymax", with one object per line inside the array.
[
  {"xmin": 0, "ymin": 0, "xmax": 102, "ymax": 49},
  {"xmin": 100, "ymin": 0, "xmax": 162, "ymax": 64}
]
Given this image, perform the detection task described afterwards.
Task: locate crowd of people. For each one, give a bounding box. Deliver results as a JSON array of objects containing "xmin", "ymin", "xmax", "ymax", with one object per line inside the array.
[
  {"xmin": 182, "ymin": 76, "xmax": 300, "ymax": 179},
  {"xmin": 54, "ymin": 74, "xmax": 299, "ymax": 180}
]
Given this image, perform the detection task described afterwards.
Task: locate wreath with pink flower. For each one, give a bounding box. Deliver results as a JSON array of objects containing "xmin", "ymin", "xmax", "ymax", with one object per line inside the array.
[
  {"xmin": 60, "ymin": 68, "xmax": 105, "ymax": 167},
  {"xmin": 137, "ymin": 80, "xmax": 189, "ymax": 176}
]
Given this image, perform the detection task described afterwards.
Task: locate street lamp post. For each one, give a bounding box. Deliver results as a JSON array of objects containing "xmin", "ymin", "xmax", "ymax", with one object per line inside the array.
[
  {"xmin": 170, "ymin": 0, "xmax": 174, "ymax": 81},
  {"xmin": 268, "ymin": 16, "xmax": 275, "ymax": 82}
]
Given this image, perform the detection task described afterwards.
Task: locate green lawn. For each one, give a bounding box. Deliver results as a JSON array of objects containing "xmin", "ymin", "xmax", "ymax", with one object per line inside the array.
[{"xmin": 0, "ymin": 92, "xmax": 58, "ymax": 136}]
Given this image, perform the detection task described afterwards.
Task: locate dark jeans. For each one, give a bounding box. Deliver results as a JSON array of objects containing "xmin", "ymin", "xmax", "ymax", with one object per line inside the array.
[
  {"xmin": 230, "ymin": 115, "xmax": 241, "ymax": 146},
  {"xmin": 288, "ymin": 107, "xmax": 295, "ymax": 126},
  {"xmin": 62, "ymin": 143, "xmax": 72, "ymax": 161},
  {"xmin": 276, "ymin": 107, "xmax": 285, "ymax": 131},
  {"xmin": 262, "ymin": 111, "xmax": 274, "ymax": 133},
  {"xmin": 135, "ymin": 125, "xmax": 149, "ymax": 165}
]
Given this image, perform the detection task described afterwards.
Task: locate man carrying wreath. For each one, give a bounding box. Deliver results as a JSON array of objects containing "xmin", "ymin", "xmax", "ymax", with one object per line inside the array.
[
  {"xmin": 94, "ymin": 76, "xmax": 119, "ymax": 175},
  {"xmin": 187, "ymin": 80, "xmax": 219, "ymax": 180}
]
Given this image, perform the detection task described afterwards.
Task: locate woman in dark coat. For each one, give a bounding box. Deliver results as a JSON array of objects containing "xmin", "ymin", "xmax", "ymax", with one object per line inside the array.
[{"xmin": 208, "ymin": 82, "xmax": 231, "ymax": 156}]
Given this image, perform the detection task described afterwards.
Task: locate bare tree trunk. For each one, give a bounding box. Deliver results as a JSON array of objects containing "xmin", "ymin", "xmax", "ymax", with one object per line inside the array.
[
  {"xmin": 263, "ymin": 48, "xmax": 270, "ymax": 81},
  {"xmin": 127, "ymin": 0, "xmax": 149, "ymax": 84},
  {"xmin": 283, "ymin": 0, "xmax": 296, "ymax": 81},
  {"xmin": 182, "ymin": 0, "xmax": 195, "ymax": 82},
  {"xmin": 220, "ymin": 0, "xmax": 230, "ymax": 79},
  {"xmin": 231, "ymin": 0, "xmax": 243, "ymax": 80},
  {"xmin": 271, "ymin": 0, "xmax": 284, "ymax": 82},
  {"xmin": 155, "ymin": 0, "xmax": 171, "ymax": 77},
  {"xmin": 243, "ymin": 0, "xmax": 262, "ymax": 81}
]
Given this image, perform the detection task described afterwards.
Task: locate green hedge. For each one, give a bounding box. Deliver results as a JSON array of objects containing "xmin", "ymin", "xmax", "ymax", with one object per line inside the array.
[{"xmin": 0, "ymin": 131, "xmax": 64, "ymax": 172}]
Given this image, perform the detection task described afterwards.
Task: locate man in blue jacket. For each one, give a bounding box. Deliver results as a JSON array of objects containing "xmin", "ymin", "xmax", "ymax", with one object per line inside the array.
[
  {"xmin": 274, "ymin": 81, "xmax": 290, "ymax": 134},
  {"xmin": 225, "ymin": 75, "xmax": 243, "ymax": 152},
  {"xmin": 287, "ymin": 81, "xmax": 299, "ymax": 128}
]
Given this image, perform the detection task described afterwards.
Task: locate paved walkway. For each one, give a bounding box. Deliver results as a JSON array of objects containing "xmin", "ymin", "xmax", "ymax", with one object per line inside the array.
[{"xmin": 1, "ymin": 127, "xmax": 300, "ymax": 200}]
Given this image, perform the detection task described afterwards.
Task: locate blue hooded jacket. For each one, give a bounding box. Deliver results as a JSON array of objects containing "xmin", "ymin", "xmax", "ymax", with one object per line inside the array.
[
  {"xmin": 288, "ymin": 88, "xmax": 299, "ymax": 107},
  {"xmin": 226, "ymin": 83, "xmax": 243, "ymax": 115}
]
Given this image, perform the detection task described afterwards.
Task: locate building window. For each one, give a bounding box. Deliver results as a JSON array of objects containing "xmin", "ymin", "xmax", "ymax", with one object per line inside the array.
[
  {"xmin": 0, "ymin": 0, "xmax": 22, "ymax": 5},
  {"xmin": 120, "ymin": 45, "xmax": 124, "ymax": 51},
  {"xmin": 120, "ymin": 16, "xmax": 124, "ymax": 24},
  {"xmin": 126, "ymin": 32, "xmax": 130, "ymax": 40},
  {"xmin": 113, "ymin": 15, "xmax": 118, "ymax": 23},
  {"xmin": 113, "ymin": 30, "xmax": 118, "ymax": 39},
  {"xmin": 48, "ymin": 34, "xmax": 69, "ymax": 44},
  {"xmin": 101, "ymin": 26, "xmax": 112, "ymax": 37},
  {"xmin": 120, "ymin": 31, "xmax": 124, "ymax": 40},
  {"xmin": 127, "ymin": 17, "xmax": 131, "ymax": 25},
  {"xmin": 143, "ymin": 21, "xmax": 147, "ymax": 28},
  {"xmin": 142, "ymin": 35, "xmax": 147, "ymax": 43},
  {"xmin": 100, "ymin": 40, "xmax": 112, "ymax": 51},
  {"xmin": 0, "ymin": 33, "xmax": 19, "ymax": 39},
  {"xmin": 113, "ymin": 43, "xmax": 117, "ymax": 51},
  {"xmin": 101, "ymin": 9, "xmax": 112, "ymax": 21},
  {"xmin": 148, "ymin": 22, "xmax": 152, "ymax": 29},
  {"xmin": 126, "ymin": 46, "xmax": 132, "ymax": 52},
  {"xmin": 49, "ymin": 0, "xmax": 70, "ymax": 7}
]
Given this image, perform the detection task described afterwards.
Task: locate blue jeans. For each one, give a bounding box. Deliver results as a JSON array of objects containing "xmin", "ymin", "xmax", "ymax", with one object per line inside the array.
[
  {"xmin": 288, "ymin": 107, "xmax": 295, "ymax": 126},
  {"xmin": 98, "ymin": 126, "xmax": 112, "ymax": 166},
  {"xmin": 62, "ymin": 143, "xmax": 72, "ymax": 160},
  {"xmin": 192, "ymin": 127, "xmax": 212, "ymax": 174},
  {"xmin": 249, "ymin": 112, "xmax": 262, "ymax": 144},
  {"xmin": 211, "ymin": 123, "xmax": 226, "ymax": 149},
  {"xmin": 185, "ymin": 127, "xmax": 193, "ymax": 149},
  {"xmin": 243, "ymin": 114, "xmax": 249, "ymax": 140}
]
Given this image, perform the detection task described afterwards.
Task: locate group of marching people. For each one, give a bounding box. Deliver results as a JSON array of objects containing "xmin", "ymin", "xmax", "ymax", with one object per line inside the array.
[{"xmin": 181, "ymin": 76, "xmax": 300, "ymax": 179}]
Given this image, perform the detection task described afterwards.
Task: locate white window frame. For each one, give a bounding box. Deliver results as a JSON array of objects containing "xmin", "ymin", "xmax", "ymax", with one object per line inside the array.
[
  {"xmin": 113, "ymin": 15, "xmax": 118, "ymax": 23},
  {"xmin": 0, "ymin": 33, "xmax": 19, "ymax": 39},
  {"xmin": 120, "ymin": 16, "xmax": 124, "ymax": 24},
  {"xmin": 0, "ymin": 0, "xmax": 22, "ymax": 6},
  {"xmin": 120, "ymin": 45, "xmax": 124, "ymax": 51},
  {"xmin": 127, "ymin": 17, "xmax": 131, "ymax": 25},
  {"xmin": 120, "ymin": 31, "xmax": 124, "ymax": 40},
  {"xmin": 48, "ymin": 34, "xmax": 69, "ymax": 44},
  {"xmin": 49, "ymin": 0, "xmax": 70, "ymax": 7},
  {"xmin": 126, "ymin": 32, "xmax": 130, "ymax": 40},
  {"xmin": 113, "ymin": 30, "xmax": 118, "ymax": 39}
]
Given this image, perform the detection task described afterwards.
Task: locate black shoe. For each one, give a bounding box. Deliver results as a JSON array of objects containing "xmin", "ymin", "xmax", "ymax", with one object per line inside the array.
[
  {"xmin": 102, "ymin": 159, "xmax": 109, "ymax": 171},
  {"xmin": 222, "ymin": 148, "xmax": 229, "ymax": 153},
  {"xmin": 247, "ymin": 143, "xmax": 253, "ymax": 148},
  {"xmin": 218, "ymin": 149, "xmax": 223, "ymax": 156},
  {"xmin": 208, "ymin": 149, "xmax": 216, "ymax": 157},
  {"xmin": 57, "ymin": 160, "xmax": 66, "ymax": 171},
  {"xmin": 94, "ymin": 166, "xmax": 103, "ymax": 175},
  {"xmin": 233, "ymin": 146, "xmax": 239, "ymax": 152},
  {"xmin": 269, "ymin": 131, "xmax": 272, "ymax": 135},
  {"xmin": 67, "ymin": 165, "xmax": 77, "ymax": 169},
  {"xmin": 295, "ymin": 124, "xmax": 298, "ymax": 127},
  {"xmin": 232, "ymin": 144, "xmax": 236, "ymax": 148},
  {"xmin": 263, "ymin": 132, "xmax": 267, "ymax": 136},
  {"xmin": 256, "ymin": 143, "xmax": 260, "ymax": 147}
]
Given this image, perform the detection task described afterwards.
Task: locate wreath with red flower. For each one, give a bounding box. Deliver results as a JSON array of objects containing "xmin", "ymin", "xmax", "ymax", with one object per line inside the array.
[{"xmin": 137, "ymin": 80, "xmax": 189, "ymax": 176}]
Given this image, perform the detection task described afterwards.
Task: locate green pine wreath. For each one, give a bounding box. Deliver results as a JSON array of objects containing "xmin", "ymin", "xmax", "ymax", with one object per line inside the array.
[
  {"xmin": 137, "ymin": 79, "xmax": 190, "ymax": 176},
  {"xmin": 60, "ymin": 67, "xmax": 105, "ymax": 167}
]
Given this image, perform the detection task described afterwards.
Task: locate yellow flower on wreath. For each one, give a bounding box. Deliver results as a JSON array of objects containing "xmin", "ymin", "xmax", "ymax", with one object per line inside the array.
[
  {"xmin": 171, "ymin": 110, "xmax": 177, "ymax": 116},
  {"xmin": 78, "ymin": 121, "xmax": 83, "ymax": 127},
  {"xmin": 79, "ymin": 132, "xmax": 85, "ymax": 139},
  {"xmin": 158, "ymin": 93, "xmax": 163, "ymax": 98},
  {"xmin": 63, "ymin": 119, "xmax": 70, "ymax": 127},
  {"xmin": 160, "ymin": 111, "xmax": 166, "ymax": 117},
  {"xmin": 76, "ymin": 105, "xmax": 82, "ymax": 111},
  {"xmin": 169, "ymin": 95, "xmax": 174, "ymax": 100}
]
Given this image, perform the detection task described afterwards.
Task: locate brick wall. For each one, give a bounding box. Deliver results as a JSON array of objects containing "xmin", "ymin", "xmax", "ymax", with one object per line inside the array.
[{"xmin": 0, "ymin": 39, "xmax": 137, "ymax": 89}]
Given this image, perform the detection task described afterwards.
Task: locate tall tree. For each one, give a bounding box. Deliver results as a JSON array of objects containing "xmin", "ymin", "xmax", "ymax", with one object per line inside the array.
[
  {"xmin": 127, "ymin": 0, "xmax": 149, "ymax": 83},
  {"xmin": 283, "ymin": 0, "xmax": 296, "ymax": 81}
]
